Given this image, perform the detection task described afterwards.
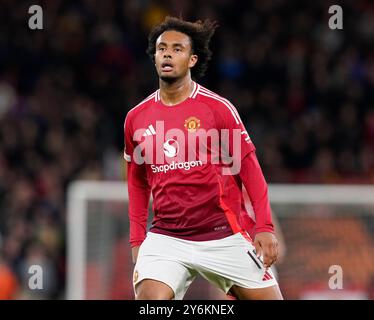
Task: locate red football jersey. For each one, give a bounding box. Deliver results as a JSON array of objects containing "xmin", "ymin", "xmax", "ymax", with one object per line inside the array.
[{"xmin": 124, "ymin": 82, "xmax": 272, "ymax": 246}]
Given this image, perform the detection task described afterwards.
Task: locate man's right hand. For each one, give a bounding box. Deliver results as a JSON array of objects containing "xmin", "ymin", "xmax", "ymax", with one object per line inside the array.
[{"xmin": 132, "ymin": 246, "xmax": 140, "ymax": 264}]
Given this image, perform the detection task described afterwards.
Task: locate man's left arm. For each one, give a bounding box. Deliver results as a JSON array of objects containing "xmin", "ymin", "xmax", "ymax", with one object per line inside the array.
[
  {"xmin": 239, "ymin": 151, "xmax": 279, "ymax": 269},
  {"xmin": 217, "ymin": 100, "xmax": 279, "ymax": 268}
]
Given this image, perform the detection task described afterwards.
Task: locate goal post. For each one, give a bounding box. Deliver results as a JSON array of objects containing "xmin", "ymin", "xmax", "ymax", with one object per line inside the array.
[
  {"xmin": 66, "ymin": 181, "xmax": 128, "ymax": 300},
  {"xmin": 268, "ymin": 184, "xmax": 374, "ymax": 205},
  {"xmin": 66, "ymin": 182, "xmax": 374, "ymax": 300}
]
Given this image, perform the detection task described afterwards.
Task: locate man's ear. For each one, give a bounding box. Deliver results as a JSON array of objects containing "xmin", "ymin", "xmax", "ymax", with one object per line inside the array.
[{"xmin": 189, "ymin": 54, "xmax": 198, "ymax": 68}]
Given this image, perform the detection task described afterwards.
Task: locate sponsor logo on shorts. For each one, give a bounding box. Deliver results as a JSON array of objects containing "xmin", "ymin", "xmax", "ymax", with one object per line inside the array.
[{"xmin": 262, "ymin": 270, "xmax": 273, "ymax": 281}]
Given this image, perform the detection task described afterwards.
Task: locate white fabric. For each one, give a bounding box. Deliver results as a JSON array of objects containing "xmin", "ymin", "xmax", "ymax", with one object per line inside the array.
[{"xmin": 133, "ymin": 232, "xmax": 278, "ymax": 300}]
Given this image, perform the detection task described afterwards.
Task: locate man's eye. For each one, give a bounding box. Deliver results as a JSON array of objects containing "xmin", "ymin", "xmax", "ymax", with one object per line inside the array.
[
  {"xmin": 174, "ymin": 48, "xmax": 181, "ymax": 52},
  {"xmin": 158, "ymin": 47, "xmax": 165, "ymax": 51}
]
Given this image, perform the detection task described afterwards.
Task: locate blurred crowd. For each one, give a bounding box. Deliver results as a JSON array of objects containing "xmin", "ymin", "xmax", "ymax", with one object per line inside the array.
[{"xmin": 0, "ymin": 0, "xmax": 373, "ymax": 299}]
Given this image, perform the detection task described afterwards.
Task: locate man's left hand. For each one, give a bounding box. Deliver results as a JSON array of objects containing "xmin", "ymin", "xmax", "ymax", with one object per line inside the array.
[{"xmin": 253, "ymin": 232, "xmax": 279, "ymax": 269}]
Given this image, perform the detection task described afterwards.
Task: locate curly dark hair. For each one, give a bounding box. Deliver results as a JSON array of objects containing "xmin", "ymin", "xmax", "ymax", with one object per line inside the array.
[{"xmin": 147, "ymin": 16, "xmax": 218, "ymax": 79}]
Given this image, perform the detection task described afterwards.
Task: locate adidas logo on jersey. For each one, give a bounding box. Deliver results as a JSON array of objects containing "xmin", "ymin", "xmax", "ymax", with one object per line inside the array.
[{"xmin": 142, "ymin": 124, "xmax": 156, "ymax": 136}]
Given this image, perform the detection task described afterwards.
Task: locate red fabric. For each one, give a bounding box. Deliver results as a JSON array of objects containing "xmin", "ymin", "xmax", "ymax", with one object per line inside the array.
[
  {"xmin": 127, "ymin": 161, "xmax": 151, "ymax": 247},
  {"xmin": 125, "ymin": 82, "xmax": 273, "ymax": 247},
  {"xmin": 239, "ymin": 152, "xmax": 274, "ymax": 235}
]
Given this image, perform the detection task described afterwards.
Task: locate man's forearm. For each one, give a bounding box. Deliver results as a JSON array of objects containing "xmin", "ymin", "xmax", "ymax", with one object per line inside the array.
[
  {"xmin": 128, "ymin": 161, "xmax": 151, "ymax": 247},
  {"xmin": 239, "ymin": 152, "xmax": 274, "ymax": 233}
]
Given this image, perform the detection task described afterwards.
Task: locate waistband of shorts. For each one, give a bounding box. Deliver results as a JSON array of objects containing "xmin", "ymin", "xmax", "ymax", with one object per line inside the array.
[{"xmin": 146, "ymin": 231, "xmax": 246, "ymax": 245}]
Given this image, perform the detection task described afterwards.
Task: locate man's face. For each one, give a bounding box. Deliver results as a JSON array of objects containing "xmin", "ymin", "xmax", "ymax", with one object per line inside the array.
[{"xmin": 154, "ymin": 30, "xmax": 198, "ymax": 82}]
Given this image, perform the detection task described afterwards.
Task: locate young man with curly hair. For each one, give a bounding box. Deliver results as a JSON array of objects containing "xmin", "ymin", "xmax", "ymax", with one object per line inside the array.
[{"xmin": 124, "ymin": 16, "xmax": 283, "ymax": 300}]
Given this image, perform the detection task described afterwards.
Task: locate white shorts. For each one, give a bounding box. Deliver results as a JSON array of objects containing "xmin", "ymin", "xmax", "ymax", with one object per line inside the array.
[{"xmin": 133, "ymin": 232, "xmax": 278, "ymax": 300}]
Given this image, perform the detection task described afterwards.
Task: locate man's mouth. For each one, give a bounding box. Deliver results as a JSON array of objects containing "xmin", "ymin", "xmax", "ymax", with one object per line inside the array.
[{"xmin": 161, "ymin": 62, "xmax": 174, "ymax": 72}]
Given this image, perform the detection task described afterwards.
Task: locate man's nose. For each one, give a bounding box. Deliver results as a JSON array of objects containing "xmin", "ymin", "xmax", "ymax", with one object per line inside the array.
[{"xmin": 163, "ymin": 51, "xmax": 172, "ymax": 59}]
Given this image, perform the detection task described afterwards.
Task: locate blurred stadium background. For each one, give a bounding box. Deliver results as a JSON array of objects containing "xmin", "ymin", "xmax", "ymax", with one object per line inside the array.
[{"xmin": 0, "ymin": 0, "xmax": 373, "ymax": 299}]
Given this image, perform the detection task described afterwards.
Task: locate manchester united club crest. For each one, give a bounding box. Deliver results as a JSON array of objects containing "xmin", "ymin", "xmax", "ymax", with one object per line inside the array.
[{"xmin": 184, "ymin": 116, "xmax": 201, "ymax": 132}]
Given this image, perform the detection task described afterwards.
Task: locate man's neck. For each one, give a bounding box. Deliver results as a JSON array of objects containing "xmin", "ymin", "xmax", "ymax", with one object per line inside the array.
[{"xmin": 159, "ymin": 76, "xmax": 194, "ymax": 106}]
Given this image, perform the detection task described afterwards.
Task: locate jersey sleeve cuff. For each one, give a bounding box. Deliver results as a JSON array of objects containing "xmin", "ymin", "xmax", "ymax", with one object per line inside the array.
[
  {"xmin": 130, "ymin": 240, "xmax": 144, "ymax": 247},
  {"xmin": 255, "ymin": 226, "xmax": 275, "ymax": 234}
]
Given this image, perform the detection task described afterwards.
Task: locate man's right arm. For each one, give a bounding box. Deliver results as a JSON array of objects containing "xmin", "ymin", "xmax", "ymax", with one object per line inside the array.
[
  {"xmin": 124, "ymin": 114, "xmax": 151, "ymax": 263},
  {"xmin": 127, "ymin": 160, "xmax": 151, "ymax": 263}
]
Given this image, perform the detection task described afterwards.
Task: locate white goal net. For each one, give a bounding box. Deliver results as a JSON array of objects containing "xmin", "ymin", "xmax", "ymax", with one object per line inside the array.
[{"xmin": 66, "ymin": 182, "xmax": 374, "ymax": 300}]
